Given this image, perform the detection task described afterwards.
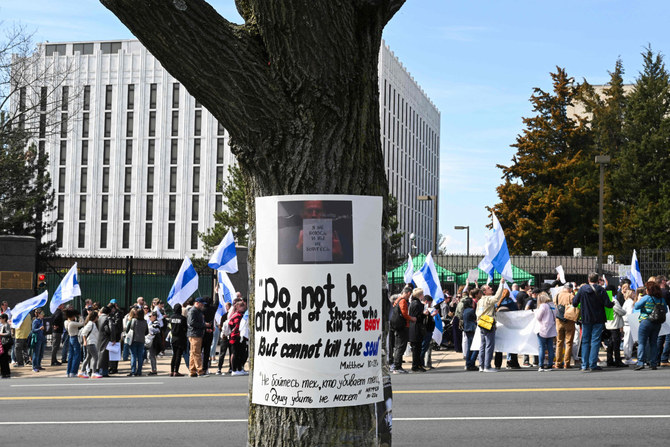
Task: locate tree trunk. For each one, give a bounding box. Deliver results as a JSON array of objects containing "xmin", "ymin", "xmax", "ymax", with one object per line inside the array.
[{"xmin": 101, "ymin": 1, "xmax": 406, "ymax": 445}]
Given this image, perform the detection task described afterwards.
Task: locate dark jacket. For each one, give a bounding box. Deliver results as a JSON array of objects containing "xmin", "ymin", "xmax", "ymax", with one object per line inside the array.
[
  {"xmin": 573, "ymin": 283, "xmax": 613, "ymax": 324},
  {"xmin": 52, "ymin": 308, "xmax": 64, "ymax": 332},
  {"xmin": 169, "ymin": 313, "xmax": 187, "ymax": 348},
  {"xmin": 187, "ymin": 306, "xmax": 206, "ymax": 338},
  {"xmin": 462, "ymin": 307, "xmax": 477, "ymax": 332},
  {"xmin": 130, "ymin": 318, "xmax": 148, "ymax": 344},
  {"xmin": 408, "ymin": 298, "xmax": 426, "ymax": 343}
]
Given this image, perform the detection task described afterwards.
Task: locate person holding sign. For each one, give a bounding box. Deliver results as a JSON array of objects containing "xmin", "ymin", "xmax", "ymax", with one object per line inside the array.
[
  {"xmin": 633, "ymin": 281, "xmax": 668, "ymax": 371},
  {"xmin": 477, "ymin": 279, "xmax": 504, "ymax": 372}
]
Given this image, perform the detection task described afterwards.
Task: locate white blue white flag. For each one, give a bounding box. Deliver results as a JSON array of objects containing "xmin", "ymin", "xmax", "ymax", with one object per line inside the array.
[
  {"xmin": 432, "ymin": 313, "xmax": 443, "ymax": 345},
  {"xmin": 208, "ymin": 229, "xmax": 238, "ymax": 273},
  {"xmin": 50, "ymin": 263, "xmax": 81, "ymax": 314},
  {"xmin": 167, "ymin": 257, "xmax": 199, "ymax": 307},
  {"xmin": 403, "ymin": 254, "xmax": 414, "ymax": 284},
  {"xmin": 12, "ymin": 291, "xmax": 48, "ymax": 328},
  {"xmin": 215, "ymin": 270, "xmax": 237, "ymax": 324},
  {"xmin": 478, "ymin": 212, "xmax": 514, "ymax": 283},
  {"xmin": 629, "ymin": 250, "xmax": 643, "ymax": 291},
  {"xmin": 412, "ymin": 251, "xmax": 445, "ymax": 305},
  {"xmin": 240, "ymin": 310, "xmax": 250, "ymax": 339}
]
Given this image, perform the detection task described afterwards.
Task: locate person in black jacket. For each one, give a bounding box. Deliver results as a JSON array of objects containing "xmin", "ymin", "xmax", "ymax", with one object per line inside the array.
[
  {"xmin": 408, "ymin": 288, "xmax": 427, "ymax": 372},
  {"xmin": 50, "ymin": 304, "xmax": 64, "ymax": 366},
  {"xmin": 573, "ymin": 272, "xmax": 614, "ymax": 372},
  {"xmin": 169, "ymin": 304, "xmax": 187, "ymax": 376},
  {"xmin": 187, "ymin": 298, "xmax": 207, "ymax": 377},
  {"xmin": 201, "ymin": 296, "xmax": 217, "ymax": 375}
]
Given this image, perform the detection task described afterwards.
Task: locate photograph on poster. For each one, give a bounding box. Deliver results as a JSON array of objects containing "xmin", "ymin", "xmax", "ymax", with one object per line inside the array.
[{"xmin": 277, "ymin": 200, "xmax": 354, "ymax": 264}]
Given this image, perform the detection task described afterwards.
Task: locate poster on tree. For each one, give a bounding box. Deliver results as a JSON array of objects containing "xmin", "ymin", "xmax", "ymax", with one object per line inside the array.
[{"xmin": 252, "ymin": 195, "xmax": 383, "ymax": 408}]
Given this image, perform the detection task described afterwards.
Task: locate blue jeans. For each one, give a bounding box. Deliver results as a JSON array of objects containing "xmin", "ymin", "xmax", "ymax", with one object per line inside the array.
[
  {"xmin": 129, "ymin": 342, "xmax": 145, "ymax": 375},
  {"xmin": 122, "ymin": 341, "xmax": 131, "ymax": 361},
  {"xmin": 638, "ymin": 319, "xmax": 662, "ymax": 367},
  {"xmin": 656, "ymin": 334, "xmax": 670, "ymax": 363},
  {"xmin": 537, "ymin": 335, "xmax": 555, "ymax": 368},
  {"xmin": 61, "ymin": 330, "xmax": 70, "ymax": 362},
  {"xmin": 421, "ymin": 332, "xmax": 432, "ymax": 367},
  {"xmin": 464, "ymin": 331, "xmax": 478, "ymax": 368},
  {"xmin": 478, "ymin": 328, "xmax": 496, "ymax": 369},
  {"xmin": 31, "ymin": 337, "xmax": 45, "ymax": 369},
  {"xmin": 580, "ymin": 323, "xmax": 604, "ymax": 369},
  {"xmin": 66, "ymin": 336, "xmax": 81, "ymax": 375}
]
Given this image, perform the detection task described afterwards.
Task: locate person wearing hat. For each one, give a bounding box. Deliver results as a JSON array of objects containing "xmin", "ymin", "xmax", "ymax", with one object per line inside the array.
[{"xmin": 187, "ymin": 297, "xmax": 208, "ymax": 377}]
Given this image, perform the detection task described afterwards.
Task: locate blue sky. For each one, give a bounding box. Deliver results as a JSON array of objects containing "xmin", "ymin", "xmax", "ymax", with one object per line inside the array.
[{"xmin": 3, "ymin": 0, "xmax": 669, "ymax": 254}]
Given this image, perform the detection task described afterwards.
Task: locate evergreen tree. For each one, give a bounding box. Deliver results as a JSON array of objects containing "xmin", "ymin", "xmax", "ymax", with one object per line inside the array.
[
  {"xmin": 200, "ymin": 164, "xmax": 249, "ymax": 253},
  {"xmin": 384, "ymin": 194, "xmax": 404, "ymax": 266},
  {"xmin": 0, "ymin": 114, "xmax": 55, "ymax": 255},
  {"xmin": 615, "ymin": 47, "xmax": 670, "ymax": 251},
  {"xmin": 492, "ymin": 67, "xmax": 597, "ymax": 255}
]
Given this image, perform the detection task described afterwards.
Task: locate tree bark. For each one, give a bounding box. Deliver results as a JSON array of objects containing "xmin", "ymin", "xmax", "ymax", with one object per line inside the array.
[{"xmin": 100, "ymin": 1, "xmax": 405, "ymax": 445}]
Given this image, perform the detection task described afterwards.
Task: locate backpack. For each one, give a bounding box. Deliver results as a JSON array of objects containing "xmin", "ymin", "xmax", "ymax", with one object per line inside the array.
[
  {"xmin": 648, "ymin": 298, "xmax": 667, "ymax": 324},
  {"xmin": 390, "ymin": 299, "xmax": 406, "ymax": 331},
  {"xmin": 554, "ymin": 296, "xmax": 566, "ymax": 322}
]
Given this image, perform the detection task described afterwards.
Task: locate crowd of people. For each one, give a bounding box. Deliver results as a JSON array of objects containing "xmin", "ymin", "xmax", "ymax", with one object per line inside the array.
[
  {"xmin": 0, "ymin": 293, "xmax": 250, "ymax": 379},
  {"xmin": 389, "ymin": 273, "xmax": 670, "ymax": 373}
]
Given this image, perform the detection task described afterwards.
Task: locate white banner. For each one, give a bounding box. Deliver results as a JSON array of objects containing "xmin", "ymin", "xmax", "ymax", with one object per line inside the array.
[
  {"xmin": 470, "ymin": 310, "xmax": 540, "ymax": 355},
  {"xmin": 626, "ymin": 313, "xmax": 670, "ymax": 343},
  {"xmin": 252, "ymin": 195, "xmax": 383, "ymax": 408}
]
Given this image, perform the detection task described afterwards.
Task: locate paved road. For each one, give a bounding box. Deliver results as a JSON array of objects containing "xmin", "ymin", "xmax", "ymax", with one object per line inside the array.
[{"xmin": 2, "ymin": 366, "xmax": 670, "ymax": 446}]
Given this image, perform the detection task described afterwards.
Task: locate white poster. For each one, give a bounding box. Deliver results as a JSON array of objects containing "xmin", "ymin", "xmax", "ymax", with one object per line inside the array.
[
  {"xmin": 626, "ymin": 313, "xmax": 670, "ymax": 343},
  {"xmin": 470, "ymin": 310, "xmax": 540, "ymax": 355},
  {"xmin": 253, "ymin": 195, "xmax": 383, "ymax": 408}
]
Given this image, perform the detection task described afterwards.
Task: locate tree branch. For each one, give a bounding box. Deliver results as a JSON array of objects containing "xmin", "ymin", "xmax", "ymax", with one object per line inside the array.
[{"xmin": 100, "ymin": 0, "xmax": 291, "ymax": 149}]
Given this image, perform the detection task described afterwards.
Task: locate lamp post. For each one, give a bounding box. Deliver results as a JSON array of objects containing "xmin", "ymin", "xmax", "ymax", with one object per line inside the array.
[
  {"xmin": 418, "ymin": 195, "xmax": 438, "ymax": 255},
  {"xmin": 595, "ymin": 155, "xmax": 611, "ymax": 276},
  {"xmin": 454, "ymin": 225, "xmax": 470, "ymax": 256}
]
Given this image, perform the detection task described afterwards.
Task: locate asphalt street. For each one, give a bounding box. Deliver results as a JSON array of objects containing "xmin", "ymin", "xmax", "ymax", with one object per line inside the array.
[{"xmin": 2, "ymin": 366, "xmax": 670, "ymax": 446}]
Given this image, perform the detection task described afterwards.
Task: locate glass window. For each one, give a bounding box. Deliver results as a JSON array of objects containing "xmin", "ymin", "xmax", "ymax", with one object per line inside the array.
[
  {"xmin": 126, "ymin": 112, "xmax": 133, "ymax": 137},
  {"xmin": 123, "ymin": 195, "xmax": 131, "ymax": 220},
  {"xmin": 104, "ymin": 112, "xmax": 111, "ymax": 137},
  {"xmin": 82, "ymin": 112, "xmax": 89, "ymax": 138},
  {"xmin": 56, "ymin": 222, "xmax": 64, "ymax": 248},
  {"xmin": 100, "ymin": 222, "xmax": 107, "ymax": 249},
  {"xmin": 46, "ymin": 44, "xmax": 66, "ymax": 56},
  {"xmin": 216, "ymin": 139, "xmax": 224, "ymax": 164},
  {"xmin": 191, "ymin": 223, "xmax": 199, "ymax": 250},
  {"xmin": 167, "ymin": 223, "xmax": 175, "ymax": 250},
  {"xmin": 215, "ymin": 195, "xmax": 223, "ymax": 213},
  {"xmin": 170, "ymin": 140, "xmax": 178, "ymax": 164},
  {"xmin": 217, "ymin": 121, "xmax": 225, "ymax": 136},
  {"xmin": 172, "ymin": 83, "xmax": 180, "ymax": 109},
  {"xmin": 78, "ymin": 223, "xmax": 86, "ymax": 248},
  {"xmin": 191, "ymin": 196, "xmax": 199, "ymax": 221},
  {"xmin": 39, "ymin": 115, "xmax": 46, "ymax": 139},
  {"xmin": 193, "ymin": 139, "xmax": 201, "ymax": 164},
  {"xmin": 40, "ymin": 87, "xmax": 47, "ymax": 112},
  {"xmin": 149, "ymin": 83, "xmax": 157, "ymax": 109},
  {"xmin": 124, "ymin": 167, "xmax": 132, "ymax": 193},
  {"xmin": 195, "ymin": 99, "xmax": 202, "ymax": 109},
  {"xmin": 145, "ymin": 223, "xmax": 152, "ymax": 249},
  {"xmin": 60, "ymin": 114, "xmax": 68, "ymax": 138},
  {"xmin": 216, "ymin": 166, "xmax": 224, "ymax": 188},
  {"xmin": 79, "ymin": 196, "xmax": 87, "ymax": 220},
  {"xmin": 59, "ymin": 141, "xmax": 67, "ymax": 165},
  {"xmin": 148, "ymin": 111, "xmax": 156, "ymax": 137},
  {"xmin": 125, "ymin": 140, "xmax": 133, "ymax": 165},
  {"xmin": 103, "ymin": 141, "xmax": 110, "ymax": 165},
  {"xmin": 101, "ymin": 196, "xmax": 108, "ymax": 220},
  {"xmin": 122, "ymin": 223, "xmax": 130, "ymax": 249},
  {"xmin": 194, "ymin": 110, "xmax": 201, "ymax": 136},
  {"xmin": 171, "ymin": 111, "xmax": 179, "ymax": 136},
  {"xmin": 102, "ymin": 168, "xmax": 109, "ymax": 193},
  {"xmin": 127, "ymin": 84, "xmax": 134, "ymax": 110},
  {"xmin": 105, "ymin": 85, "xmax": 113, "ymax": 110},
  {"xmin": 146, "ymin": 167, "xmax": 154, "ymax": 193},
  {"xmin": 81, "ymin": 141, "xmax": 88, "ymax": 165},
  {"xmin": 73, "ymin": 43, "xmax": 93, "ymax": 55},
  {"xmin": 192, "ymin": 167, "xmax": 200, "ymax": 192},
  {"xmin": 80, "ymin": 168, "xmax": 87, "ymax": 193},
  {"xmin": 83, "ymin": 86, "xmax": 90, "ymax": 110},
  {"xmin": 146, "ymin": 196, "xmax": 153, "ymax": 220},
  {"xmin": 168, "ymin": 195, "xmax": 176, "ymax": 221},
  {"xmin": 147, "ymin": 140, "xmax": 155, "ymax": 165},
  {"xmin": 57, "ymin": 195, "xmax": 65, "ymax": 220},
  {"xmin": 61, "ymin": 86, "xmax": 69, "ymax": 111},
  {"xmin": 101, "ymin": 42, "xmax": 122, "ymax": 54},
  {"xmin": 170, "ymin": 167, "xmax": 177, "ymax": 193},
  {"xmin": 58, "ymin": 168, "xmax": 66, "ymax": 193}
]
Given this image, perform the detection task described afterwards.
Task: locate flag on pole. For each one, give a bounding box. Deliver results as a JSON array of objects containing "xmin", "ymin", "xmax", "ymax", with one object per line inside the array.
[
  {"xmin": 432, "ymin": 313, "xmax": 443, "ymax": 345},
  {"xmin": 215, "ymin": 270, "xmax": 237, "ymax": 324},
  {"xmin": 403, "ymin": 254, "xmax": 414, "ymax": 284},
  {"xmin": 208, "ymin": 229, "xmax": 238, "ymax": 273},
  {"xmin": 167, "ymin": 258, "xmax": 199, "ymax": 307},
  {"xmin": 12, "ymin": 291, "xmax": 48, "ymax": 328},
  {"xmin": 478, "ymin": 212, "xmax": 514, "ymax": 282},
  {"xmin": 412, "ymin": 251, "xmax": 445, "ymax": 305},
  {"xmin": 50, "ymin": 263, "xmax": 81, "ymax": 314},
  {"xmin": 629, "ymin": 250, "xmax": 643, "ymax": 291}
]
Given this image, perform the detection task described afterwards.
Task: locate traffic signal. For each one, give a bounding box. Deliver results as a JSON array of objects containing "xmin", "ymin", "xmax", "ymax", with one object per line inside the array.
[{"xmin": 37, "ymin": 273, "xmax": 47, "ymax": 289}]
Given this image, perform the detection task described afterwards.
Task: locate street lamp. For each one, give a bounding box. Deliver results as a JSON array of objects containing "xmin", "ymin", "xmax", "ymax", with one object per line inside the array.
[
  {"xmin": 454, "ymin": 225, "xmax": 470, "ymax": 256},
  {"xmin": 418, "ymin": 195, "xmax": 438, "ymax": 255},
  {"xmin": 409, "ymin": 233, "xmax": 417, "ymax": 256},
  {"xmin": 595, "ymin": 155, "xmax": 611, "ymax": 276}
]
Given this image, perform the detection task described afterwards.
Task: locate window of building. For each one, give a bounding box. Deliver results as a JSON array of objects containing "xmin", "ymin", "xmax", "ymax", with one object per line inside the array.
[
  {"xmin": 60, "ymin": 114, "xmax": 68, "ymax": 138},
  {"xmin": 192, "ymin": 167, "xmax": 200, "ymax": 192},
  {"xmin": 45, "ymin": 44, "xmax": 66, "ymax": 56},
  {"xmin": 61, "ymin": 86, "xmax": 69, "ymax": 111},
  {"xmin": 124, "ymin": 167, "xmax": 132, "ymax": 193},
  {"xmin": 216, "ymin": 166, "xmax": 223, "ymax": 188},
  {"xmin": 168, "ymin": 195, "xmax": 176, "ymax": 220},
  {"xmin": 101, "ymin": 196, "xmax": 108, "ymax": 220},
  {"xmin": 126, "ymin": 112, "xmax": 133, "ymax": 137},
  {"xmin": 102, "ymin": 168, "xmax": 109, "ymax": 193},
  {"xmin": 57, "ymin": 195, "xmax": 65, "ymax": 220},
  {"xmin": 100, "ymin": 42, "xmax": 122, "ymax": 54},
  {"xmin": 194, "ymin": 110, "xmax": 201, "ymax": 136},
  {"xmin": 217, "ymin": 121, "xmax": 225, "ymax": 136},
  {"xmin": 191, "ymin": 196, "xmax": 199, "ymax": 221},
  {"xmin": 122, "ymin": 223, "xmax": 130, "ymax": 249},
  {"xmin": 100, "ymin": 222, "xmax": 107, "ymax": 249},
  {"xmin": 170, "ymin": 168, "xmax": 177, "ymax": 192},
  {"xmin": 73, "ymin": 43, "xmax": 93, "ymax": 55},
  {"xmin": 172, "ymin": 83, "xmax": 180, "ymax": 109},
  {"xmin": 105, "ymin": 85, "xmax": 113, "ymax": 110},
  {"xmin": 80, "ymin": 168, "xmax": 87, "ymax": 193},
  {"xmin": 125, "ymin": 140, "xmax": 133, "ymax": 165},
  {"xmin": 193, "ymin": 139, "xmax": 201, "ymax": 164},
  {"xmin": 215, "ymin": 195, "xmax": 223, "ymax": 213},
  {"xmin": 146, "ymin": 167, "xmax": 154, "ymax": 193},
  {"xmin": 146, "ymin": 196, "xmax": 153, "ymax": 220},
  {"xmin": 59, "ymin": 141, "xmax": 67, "ymax": 165},
  {"xmin": 104, "ymin": 112, "xmax": 111, "ymax": 137},
  {"xmin": 171, "ymin": 111, "xmax": 179, "ymax": 136},
  {"xmin": 148, "ymin": 111, "xmax": 156, "ymax": 137},
  {"xmin": 216, "ymin": 139, "xmax": 224, "ymax": 164},
  {"xmin": 56, "ymin": 222, "xmax": 64, "ymax": 248},
  {"xmin": 81, "ymin": 141, "xmax": 88, "ymax": 165},
  {"xmin": 83, "ymin": 85, "xmax": 90, "ymax": 110},
  {"xmin": 103, "ymin": 140, "xmax": 110, "ymax": 165},
  {"xmin": 145, "ymin": 223, "xmax": 152, "ymax": 249},
  {"xmin": 149, "ymin": 83, "xmax": 157, "ymax": 109},
  {"xmin": 147, "ymin": 140, "xmax": 155, "ymax": 165},
  {"xmin": 127, "ymin": 84, "xmax": 134, "ymax": 110},
  {"xmin": 167, "ymin": 223, "xmax": 175, "ymax": 250},
  {"xmin": 39, "ymin": 115, "xmax": 46, "ymax": 139},
  {"xmin": 123, "ymin": 196, "xmax": 131, "ymax": 220},
  {"xmin": 58, "ymin": 168, "xmax": 66, "ymax": 193},
  {"xmin": 79, "ymin": 196, "xmax": 87, "ymax": 220},
  {"xmin": 78, "ymin": 223, "xmax": 86, "ymax": 248},
  {"xmin": 170, "ymin": 139, "xmax": 178, "ymax": 164},
  {"xmin": 82, "ymin": 113, "xmax": 89, "ymax": 138},
  {"xmin": 191, "ymin": 223, "xmax": 199, "ymax": 250},
  {"xmin": 195, "ymin": 99, "xmax": 202, "ymax": 109}
]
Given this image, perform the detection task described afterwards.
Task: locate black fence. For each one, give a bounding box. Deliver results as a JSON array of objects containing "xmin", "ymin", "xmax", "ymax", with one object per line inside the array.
[{"xmin": 37, "ymin": 250, "xmax": 249, "ymax": 314}]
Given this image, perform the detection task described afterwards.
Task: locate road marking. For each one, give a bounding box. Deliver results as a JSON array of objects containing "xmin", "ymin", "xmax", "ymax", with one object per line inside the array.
[
  {"xmin": 11, "ymin": 382, "xmax": 164, "ymax": 388},
  {"xmin": 0, "ymin": 392, "xmax": 247, "ymax": 401},
  {"xmin": 0, "ymin": 419, "xmax": 247, "ymax": 425},
  {"xmin": 394, "ymin": 386, "xmax": 670, "ymax": 394},
  {"xmin": 395, "ymin": 415, "xmax": 670, "ymax": 421}
]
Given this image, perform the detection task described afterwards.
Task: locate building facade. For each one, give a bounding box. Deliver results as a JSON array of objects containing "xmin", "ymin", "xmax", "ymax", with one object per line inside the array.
[{"xmin": 20, "ymin": 40, "xmax": 439, "ymax": 259}]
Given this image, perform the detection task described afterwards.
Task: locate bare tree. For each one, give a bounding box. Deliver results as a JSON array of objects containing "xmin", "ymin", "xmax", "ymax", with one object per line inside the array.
[{"xmin": 101, "ymin": 1, "xmax": 405, "ymax": 445}]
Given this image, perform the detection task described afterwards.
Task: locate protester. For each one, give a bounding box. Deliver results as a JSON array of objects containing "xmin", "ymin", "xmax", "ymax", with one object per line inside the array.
[
  {"xmin": 621, "ymin": 284, "xmax": 637, "ymax": 365},
  {"xmin": 169, "ymin": 303, "xmax": 187, "ymax": 377},
  {"xmin": 421, "ymin": 295, "xmax": 438, "ymax": 369},
  {"xmin": 228, "ymin": 299, "xmax": 248, "ymax": 376},
  {"xmin": 30, "ymin": 308, "xmax": 47, "ymax": 373},
  {"xmin": 216, "ymin": 302, "xmax": 232, "ymax": 375},
  {"xmin": 477, "ymin": 279, "xmax": 504, "ymax": 372},
  {"xmin": 391, "ymin": 286, "xmax": 414, "ymax": 374},
  {"xmin": 534, "ymin": 292, "xmax": 557, "ymax": 371},
  {"xmin": 187, "ymin": 297, "xmax": 207, "ymax": 377},
  {"xmin": 96, "ymin": 306, "xmax": 111, "ymax": 377},
  {"xmin": 633, "ymin": 280, "xmax": 669, "ymax": 371},
  {"xmin": 12, "ymin": 311, "xmax": 32, "ymax": 367},
  {"xmin": 605, "ymin": 293, "xmax": 627, "ymax": 368},
  {"xmin": 127, "ymin": 308, "xmax": 148, "ymax": 376},
  {"xmin": 64, "ymin": 309, "xmax": 85, "ymax": 378},
  {"xmin": 201, "ymin": 296, "xmax": 217, "ymax": 374},
  {"xmin": 50, "ymin": 304, "xmax": 65, "ymax": 366},
  {"xmin": 461, "ymin": 295, "xmax": 479, "ymax": 371},
  {"xmin": 79, "ymin": 311, "xmax": 101, "ymax": 378},
  {"xmin": 555, "ymin": 283, "xmax": 576, "ymax": 369},
  {"xmin": 0, "ymin": 313, "xmax": 12, "ymax": 378},
  {"xmin": 408, "ymin": 288, "xmax": 427, "ymax": 373},
  {"xmin": 573, "ymin": 272, "xmax": 615, "ymax": 372},
  {"xmin": 147, "ymin": 311, "xmax": 161, "ymax": 375}
]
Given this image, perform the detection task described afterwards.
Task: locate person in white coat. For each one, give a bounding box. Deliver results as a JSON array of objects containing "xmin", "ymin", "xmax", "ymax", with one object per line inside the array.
[{"xmin": 605, "ymin": 296, "xmax": 627, "ymax": 367}]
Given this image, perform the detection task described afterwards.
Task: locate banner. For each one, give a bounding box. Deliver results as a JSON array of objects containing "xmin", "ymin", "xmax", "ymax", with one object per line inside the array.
[
  {"xmin": 253, "ymin": 195, "xmax": 383, "ymax": 408},
  {"xmin": 627, "ymin": 313, "xmax": 670, "ymax": 342},
  {"xmin": 470, "ymin": 310, "xmax": 539, "ymax": 355}
]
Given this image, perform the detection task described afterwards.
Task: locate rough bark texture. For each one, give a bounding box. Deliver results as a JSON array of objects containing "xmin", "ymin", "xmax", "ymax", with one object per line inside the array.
[{"xmin": 101, "ymin": 1, "xmax": 405, "ymax": 445}]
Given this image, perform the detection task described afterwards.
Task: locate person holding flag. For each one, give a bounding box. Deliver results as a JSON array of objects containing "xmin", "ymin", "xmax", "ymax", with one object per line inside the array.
[
  {"xmin": 50, "ymin": 263, "xmax": 81, "ymax": 314},
  {"xmin": 10, "ymin": 290, "xmax": 48, "ymax": 367}
]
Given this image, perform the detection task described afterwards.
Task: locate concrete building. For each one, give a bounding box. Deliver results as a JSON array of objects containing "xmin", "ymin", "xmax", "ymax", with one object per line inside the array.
[{"xmin": 19, "ymin": 39, "xmax": 440, "ymax": 259}]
